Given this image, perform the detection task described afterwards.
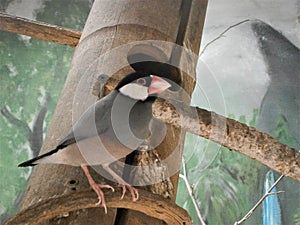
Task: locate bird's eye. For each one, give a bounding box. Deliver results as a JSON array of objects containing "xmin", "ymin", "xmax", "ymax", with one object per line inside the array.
[{"xmin": 136, "ymin": 78, "xmax": 146, "ymax": 86}]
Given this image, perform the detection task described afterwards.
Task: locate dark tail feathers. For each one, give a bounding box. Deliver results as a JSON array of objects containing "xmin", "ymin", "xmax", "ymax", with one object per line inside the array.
[{"xmin": 18, "ymin": 145, "xmax": 63, "ymax": 167}]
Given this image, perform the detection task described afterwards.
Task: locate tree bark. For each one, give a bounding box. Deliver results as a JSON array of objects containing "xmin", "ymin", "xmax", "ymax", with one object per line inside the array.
[
  {"xmin": 14, "ymin": 0, "xmax": 208, "ymax": 224},
  {"xmin": 6, "ymin": 189, "xmax": 191, "ymax": 225},
  {"xmin": 0, "ymin": 12, "xmax": 80, "ymax": 47},
  {"xmin": 152, "ymin": 99, "xmax": 300, "ymax": 181},
  {"xmin": 102, "ymin": 78, "xmax": 300, "ymax": 181}
]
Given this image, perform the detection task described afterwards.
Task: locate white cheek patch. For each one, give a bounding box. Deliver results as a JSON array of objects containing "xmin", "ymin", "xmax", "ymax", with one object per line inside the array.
[{"xmin": 119, "ymin": 83, "xmax": 148, "ymax": 101}]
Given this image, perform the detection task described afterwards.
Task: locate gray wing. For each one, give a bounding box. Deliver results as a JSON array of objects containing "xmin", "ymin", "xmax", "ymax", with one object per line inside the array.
[{"xmin": 58, "ymin": 92, "xmax": 115, "ymax": 148}]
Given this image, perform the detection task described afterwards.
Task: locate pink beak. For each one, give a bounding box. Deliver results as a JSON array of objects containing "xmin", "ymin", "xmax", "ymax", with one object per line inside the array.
[{"xmin": 148, "ymin": 75, "xmax": 171, "ymax": 95}]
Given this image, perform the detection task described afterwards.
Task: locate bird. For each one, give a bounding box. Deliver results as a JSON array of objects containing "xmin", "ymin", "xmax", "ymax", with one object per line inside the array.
[{"xmin": 18, "ymin": 72, "xmax": 172, "ymax": 213}]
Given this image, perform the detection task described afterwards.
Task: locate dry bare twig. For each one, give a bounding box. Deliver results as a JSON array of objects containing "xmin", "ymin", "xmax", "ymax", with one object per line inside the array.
[
  {"xmin": 234, "ymin": 174, "xmax": 285, "ymax": 225},
  {"xmin": 200, "ymin": 19, "xmax": 250, "ymax": 56},
  {"xmin": 180, "ymin": 156, "xmax": 207, "ymax": 225}
]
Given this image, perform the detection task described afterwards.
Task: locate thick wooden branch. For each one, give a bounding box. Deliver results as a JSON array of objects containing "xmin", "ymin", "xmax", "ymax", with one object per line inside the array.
[
  {"xmin": 17, "ymin": 1, "xmax": 208, "ymax": 223},
  {"xmin": 5, "ymin": 189, "xmax": 191, "ymax": 225},
  {"xmin": 152, "ymin": 99, "xmax": 300, "ymax": 181},
  {"xmin": 100, "ymin": 79, "xmax": 300, "ymax": 181},
  {"xmin": 0, "ymin": 12, "xmax": 81, "ymax": 47}
]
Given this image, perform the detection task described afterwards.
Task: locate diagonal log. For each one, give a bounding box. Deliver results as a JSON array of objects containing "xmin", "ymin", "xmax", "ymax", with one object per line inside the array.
[
  {"xmin": 152, "ymin": 99, "xmax": 300, "ymax": 181},
  {"xmin": 104, "ymin": 80, "xmax": 300, "ymax": 181},
  {"xmin": 0, "ymin": 12, "xmax": 81, "ymax": 47}
]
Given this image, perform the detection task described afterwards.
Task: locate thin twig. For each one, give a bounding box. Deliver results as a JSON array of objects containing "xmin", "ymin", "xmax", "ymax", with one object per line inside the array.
[
  {"xmin": 266, "ymin": 190, "xmax": 285, "ymax": 196},
  {"xmin": 180, "ymin": 157, "xmax": 206, "ymax": 225},
  {"xmin": 234, "ymin": 174, "xmax": 285, "ymax": 225},
  {"xmin": 200, "ymin": 19, "xmax": 250, "ymax": 56}
]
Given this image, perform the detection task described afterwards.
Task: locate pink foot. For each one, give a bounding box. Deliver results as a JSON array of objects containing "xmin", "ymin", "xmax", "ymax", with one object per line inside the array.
[
  {"xmin": 102, "ymin": 164, "xmax": 139, "ymax": 201},
  {"xmin": 89, "ymin": 181, "xmax": 114, "ymax": 214},
  {"xmin": 118, "ymin": 181, "xmax": 139, "ymax": 201},
  {"xmin": 81, "ymin": 165, "xmax": 114, "ymax": 214}
]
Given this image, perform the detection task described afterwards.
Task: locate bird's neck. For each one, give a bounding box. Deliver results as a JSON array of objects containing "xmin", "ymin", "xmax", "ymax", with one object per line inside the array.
[{"xmin": 110, "ymin": 90, "xmax": 152, "ymax": 140}]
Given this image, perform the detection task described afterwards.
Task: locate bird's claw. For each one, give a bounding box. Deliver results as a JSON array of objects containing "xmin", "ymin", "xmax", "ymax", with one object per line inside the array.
[
  {"xmin": 118, "ymin": 182, "xmax": 139, "ymax": 201},
  {"xmin": 100, "ymin": 164, "xmax": 139, "ymax": 202},
  {"xmin": 101, "ymin": 184, "xmax": 115, "ymax": 192},
  {"xmin": 90, "ymin": 183, "xmax": 115, "ymax": 214}
]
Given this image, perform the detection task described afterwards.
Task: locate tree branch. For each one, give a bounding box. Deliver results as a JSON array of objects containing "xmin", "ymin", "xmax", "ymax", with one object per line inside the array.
[
  {"xmin": 234, "ymin": 174, "xmax": 285, "ymax": 225},
  {"xmin": 101, "ymin": 79, "xmax": 300, "ymax": 181},
  {"xmin": 152, "ymin": 99, "xmax": 300, "ymax": 181},
  {"xmin": 1, "ymin": 106, "xmax": 32, "ymax": 137},
  {"xmin": 180, "ymin": 157, "xmax": 206, "ymax": 225},
  {"xmin": 200, "ymin": 19, "xmax": 250, "ymax": 56},
  {"xmin": 0, "ymin": 12, "xmax": 81, "ymax": 47},
  {"xmin": 5, "ymin": 188, "xmax": 191, "ymax": 225}
]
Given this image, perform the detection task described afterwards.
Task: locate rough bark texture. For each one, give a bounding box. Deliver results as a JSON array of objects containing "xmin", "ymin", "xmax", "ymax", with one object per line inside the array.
[
  {"xmin": 152, "ymin": 99, "xmax": 300, "ymax": 181},
  {"xmin": 0, "ymin": 12, "xmax": 81, "ymax": 47},
  {"xmin": 12, "ymin": 0, "xmax": 207, "ymax": 224},
  {"xmin": 103, "ymin": 78, "xmax": 300, "ymax": 181},
  {"xmin": 5, "ymin": 189, "xmax": 191, "ymax": 225}
]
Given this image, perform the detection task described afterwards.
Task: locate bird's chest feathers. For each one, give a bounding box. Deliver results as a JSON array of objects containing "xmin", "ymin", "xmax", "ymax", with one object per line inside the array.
[{"xmin": 110, "ymin": 93, "xmax": 152, "ymax": 140}]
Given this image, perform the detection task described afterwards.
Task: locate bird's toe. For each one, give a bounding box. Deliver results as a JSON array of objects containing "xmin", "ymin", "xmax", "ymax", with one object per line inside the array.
[
  {"xmin": 118, "ymin": 183, "xmax": 139, "ymax": 201},
  {"xmin": 90, "ymin": 183, "xmax": 115, "ymax": 214}
]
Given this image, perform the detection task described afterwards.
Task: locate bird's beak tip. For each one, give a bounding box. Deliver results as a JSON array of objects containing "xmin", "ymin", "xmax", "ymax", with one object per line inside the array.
[{"xmin": 148, "ymin": 75, "xmax": 171, "ymax": 95}]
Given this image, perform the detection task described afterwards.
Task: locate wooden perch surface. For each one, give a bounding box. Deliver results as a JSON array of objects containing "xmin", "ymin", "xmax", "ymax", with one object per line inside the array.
[
  {"xmin": 5, "ymin": 188, "xmax": 191, "ymax": 225},
  {"xmin": 152, "ymin": 98, "xmax": 300, "ymax": 181},
  {"xmin": 0, "ymin": 12, "xmax": 81, "ymax": 47},
  {"xmin": 102, "ymin": 79, "xmax": 300, "ymax": 181}
]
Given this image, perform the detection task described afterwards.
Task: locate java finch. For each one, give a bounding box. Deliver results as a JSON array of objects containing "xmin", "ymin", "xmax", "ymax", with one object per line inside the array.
[{"xmin": 19, "ymin": 72, "xmax": 172, "ymax": 213}]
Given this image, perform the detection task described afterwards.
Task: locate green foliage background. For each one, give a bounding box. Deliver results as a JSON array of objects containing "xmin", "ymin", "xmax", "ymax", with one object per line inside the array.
[
  {"xmin": 176, "ymin": 110, "xmax": 264, "ymax": 225},
  {"xmin": 0, "ymin": 0, "xmax": 92, "ymax": 222}
]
